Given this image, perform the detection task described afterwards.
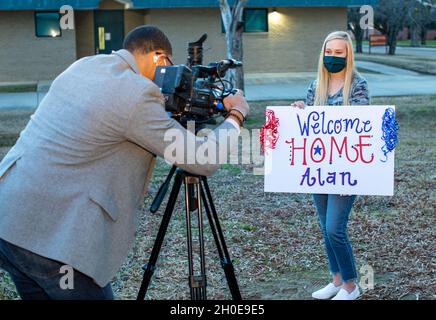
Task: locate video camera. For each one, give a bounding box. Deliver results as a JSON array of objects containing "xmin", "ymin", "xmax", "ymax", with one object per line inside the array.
[{"xmin": 153, "ymin": 33, "xmax": 242, "ymax": 125}]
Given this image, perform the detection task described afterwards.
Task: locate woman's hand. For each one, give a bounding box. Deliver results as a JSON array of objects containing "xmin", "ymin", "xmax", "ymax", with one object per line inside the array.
[{"xmin": 291, "ymin": 101, "xmax": 305, "ymax": 109}]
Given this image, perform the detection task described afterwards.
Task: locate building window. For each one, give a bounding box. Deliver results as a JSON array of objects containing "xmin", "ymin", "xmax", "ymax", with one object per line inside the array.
[
  {"xmin": 221, "ymin": 8, "xmax": 268, "ymax": 33},
  {"xmin": 244, "ymin": 9, "xmax": 268, "ymax": 32},
  {"xmin": 35, "ymin": 12, "xmax": 61, "ymax": 37}
]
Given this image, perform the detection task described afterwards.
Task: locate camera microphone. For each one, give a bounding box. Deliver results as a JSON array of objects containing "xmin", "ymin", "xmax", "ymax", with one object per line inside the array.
[
  {"xmin": 219, "ymin": 59, "xmax": 242, "ymax": 68},
  {"xmin": 214, "ymin": 59, "xmax": 242, "ymax": 77}
]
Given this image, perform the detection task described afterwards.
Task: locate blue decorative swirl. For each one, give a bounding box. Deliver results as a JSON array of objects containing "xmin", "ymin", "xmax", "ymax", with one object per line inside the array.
[{"xmin": 381, "ymin": 108, "xmax": 399, "ymax": 162}]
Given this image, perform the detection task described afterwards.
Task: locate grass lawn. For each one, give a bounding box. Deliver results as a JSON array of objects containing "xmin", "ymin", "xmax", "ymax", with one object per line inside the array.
[
  {"xmin": 0, "ymin": 84, "xmax": 37, "ymax": 93},
  {"xmin": 0, "ymin": 96, "xmax": 435, "ymax": 300},
  {"xmin": 396, "ymin": 40, "xmax": 436, "ymax": 47},
  {"xmin": 355, "ymin": 39, "xmax": 436, "ymax": 48}
]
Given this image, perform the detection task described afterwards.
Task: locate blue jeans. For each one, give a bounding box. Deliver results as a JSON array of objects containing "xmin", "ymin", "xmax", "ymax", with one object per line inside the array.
[
  {"xmin": 312, "ymin": 194, "xmax": 357, "ymax": 282},
  {"xmin": 0, "ymin": 238, "xmax": 114, "ymax": 300}
]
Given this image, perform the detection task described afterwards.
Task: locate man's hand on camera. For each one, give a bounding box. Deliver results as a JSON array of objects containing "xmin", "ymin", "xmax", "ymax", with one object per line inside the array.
[{"xmin": 223, "ymin": 90, "xmax": 250, "ymax": 118}]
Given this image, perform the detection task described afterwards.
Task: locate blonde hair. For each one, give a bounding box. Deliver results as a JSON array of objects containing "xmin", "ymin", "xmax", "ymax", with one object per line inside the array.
[{"xmin": 314, "ymin": 31, "xmax": 357, "ymax": 106}]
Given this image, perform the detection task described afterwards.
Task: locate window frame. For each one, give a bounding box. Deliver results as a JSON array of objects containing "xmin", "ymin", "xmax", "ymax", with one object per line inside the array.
[
  {"xmin": 243, "ymin": 8, "xmax": 269, "ymax": 33},
  {"xmin": 221, "ymin": 7, "xmax": 269, "ymax": 33},
  {"xmin": 34, "ymin": 11, "xmax": 62, "ymax": 38}
]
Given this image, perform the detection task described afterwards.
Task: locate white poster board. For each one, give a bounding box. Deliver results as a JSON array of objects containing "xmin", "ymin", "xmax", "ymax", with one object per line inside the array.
[{"xmin": 264, "ymin": 106, "xmax": 397, "ymax": 196}]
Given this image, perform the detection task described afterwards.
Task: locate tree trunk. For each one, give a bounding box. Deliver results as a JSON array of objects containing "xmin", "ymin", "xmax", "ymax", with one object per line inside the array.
[
  {"xmin": 220, "ymin": 0, "xmax": 246, "ymax": 91},
  {"xmin": 356, "ymin": 40, "xmax": 363, "ymax": 54},
  {"xmin": 356, "ymin": 36, "xmax": 363, "ymax": 53},
  {"xmin": 410, "ymin": 24, "xmax": 420, "ymax": 47},
  {"xmin": 388, "ymin": 30, "xmax": 398, "ymax": 55},
  {"xmin": 421, "ymin": 28, "xmax": 428, "ymax": 45},
  {"xmin": 226, "ymin": 22, "xmax": 244, "ymax": 90},
  {"xmin": 355, "ymin": 28, "xmax": 363, "ymax": 53},
  {"xmin": 232, "ymin": 23, "xmax": 244, "ymax": 90}
]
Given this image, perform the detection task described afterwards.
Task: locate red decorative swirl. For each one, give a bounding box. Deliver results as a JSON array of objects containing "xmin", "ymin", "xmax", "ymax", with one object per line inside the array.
[{"xmin": 260, "ymin": 109, "xmax": 280, "ymax": 153}]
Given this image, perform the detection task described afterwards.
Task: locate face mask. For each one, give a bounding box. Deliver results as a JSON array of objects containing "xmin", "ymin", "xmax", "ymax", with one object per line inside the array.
[{"xmin": 323, "ymin": 55, "xmax": 347, "ymax": 73}]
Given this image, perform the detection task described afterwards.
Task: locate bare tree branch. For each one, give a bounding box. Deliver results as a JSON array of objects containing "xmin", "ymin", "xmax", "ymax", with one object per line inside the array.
[{"xmin": 375, "ymin": 0, "xmax": 412, "ymax": 54}]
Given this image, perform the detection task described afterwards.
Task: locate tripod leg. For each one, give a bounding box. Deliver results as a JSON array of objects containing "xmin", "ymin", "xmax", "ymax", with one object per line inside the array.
[
  {"xmin": 184, "ymin": 176, "xmax": 207, "ymax": 300},
  {"xmin": 150, "ymin": 165, "xmax": 177, "ymax": 213},
  {"xmin": 200, "ymin": 176, "xmax": 242, "ymax": 300},
  {"xmin": 195, "ymin": 177, "xmax": 207, "ymax": 300},
  {"xmin": 137, "ymin": 172, "xmax": 183, "ymax": 300}
]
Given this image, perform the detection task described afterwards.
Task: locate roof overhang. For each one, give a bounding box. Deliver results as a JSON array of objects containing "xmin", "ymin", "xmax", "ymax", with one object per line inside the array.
[
  {"xmin": 132, "ymin": 0, "xmax": 379, "ymax": 9},
  {"xmin": 0, "ymin": 0, "xmax": 102, "ymax": 10},
  {"xmin": 0, "ymin": 0, "xmax": 379, "ymax": 10}
]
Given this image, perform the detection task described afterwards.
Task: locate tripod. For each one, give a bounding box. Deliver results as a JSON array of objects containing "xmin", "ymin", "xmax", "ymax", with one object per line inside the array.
[{"xmin": 137, "ymin": 166, "xmax": 242, "ymax": 300}]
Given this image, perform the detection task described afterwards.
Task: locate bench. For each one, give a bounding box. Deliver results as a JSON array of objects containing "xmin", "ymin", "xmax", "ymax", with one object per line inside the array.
[{"xmin": 369, "ymin": 34, "xmax": 388, "ymax": 54}]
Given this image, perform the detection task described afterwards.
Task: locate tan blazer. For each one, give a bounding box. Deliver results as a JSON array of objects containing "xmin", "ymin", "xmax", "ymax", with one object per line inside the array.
[{"xmin": 0, "ymin": 49, "xmax": 238, "ymax": 287}]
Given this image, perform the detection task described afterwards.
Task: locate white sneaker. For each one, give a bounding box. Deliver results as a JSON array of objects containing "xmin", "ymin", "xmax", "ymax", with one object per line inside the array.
[
  {"xmin": 331, "ymin": 285, "xmax": 361, "ymax": 300},
  {"xmin": 311, "ymin": 283, "xmax": 342, "ymax": 300}
]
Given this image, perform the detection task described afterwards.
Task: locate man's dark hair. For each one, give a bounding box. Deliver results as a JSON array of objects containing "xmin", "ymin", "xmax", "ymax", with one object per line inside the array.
[{"xmin": 123, "ymin": 25, "xmax": 172, "ymax": 56}]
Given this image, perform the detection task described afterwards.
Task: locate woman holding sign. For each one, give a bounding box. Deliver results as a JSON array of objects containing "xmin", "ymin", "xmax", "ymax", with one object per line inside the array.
[{"xmin": 291, "ymin": 31, "xmax": 370, "ymax": 300}]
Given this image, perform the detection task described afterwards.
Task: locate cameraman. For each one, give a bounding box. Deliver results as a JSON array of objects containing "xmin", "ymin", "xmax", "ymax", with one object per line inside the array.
[{"xmin": 0, "ymin": 25, "xmax": 249, "ymax": 300}]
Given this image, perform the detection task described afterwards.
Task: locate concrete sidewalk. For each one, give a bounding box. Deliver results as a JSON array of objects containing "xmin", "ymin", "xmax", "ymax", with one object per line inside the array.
[
  {"xmin": 0, "ymin": 80, "xmax": 50, "ymax": 109},
  {"xmin": 361, "ymin": 45, "xmax": 436, "ymax": 57},
  {"xmin": 0, "ymin": 92, "xmax": 46, "ymax": 109},
  {"xmin": 1, "ymin": 61, "xmax": 436, "ymax": 107},
  {"xmin": 245, "ymin": 60, "xmax": 436, "ymax": 101},
  {"xmin": 244, "ymin": 73, "xmax": 436, "ymax": 101}
]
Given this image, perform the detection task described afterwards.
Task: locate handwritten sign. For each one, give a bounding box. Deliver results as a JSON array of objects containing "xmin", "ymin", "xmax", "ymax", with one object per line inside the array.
[{"xmin": 263, "ymin": 106, "xmax": 397, "ymax": 196}]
